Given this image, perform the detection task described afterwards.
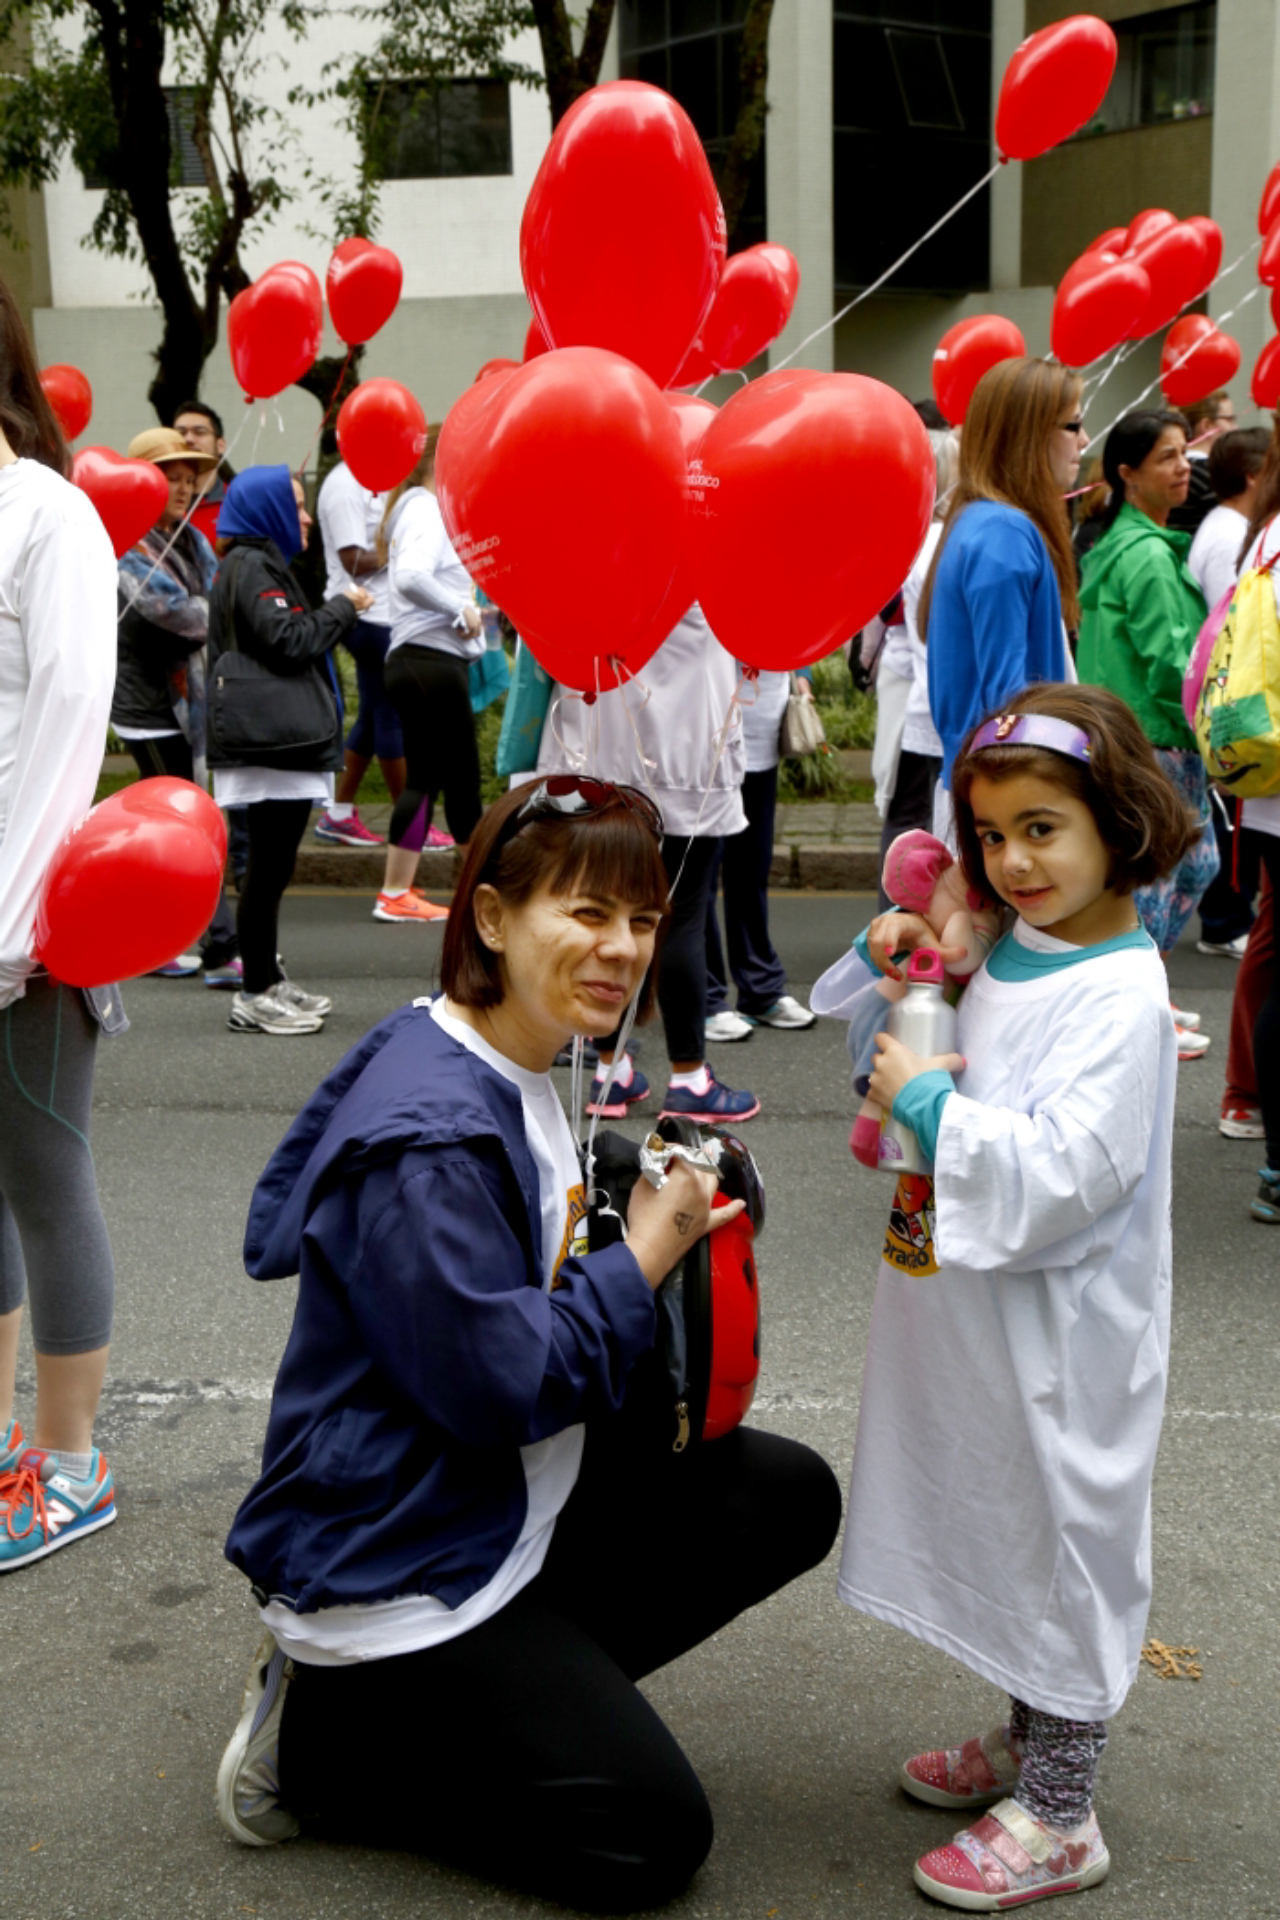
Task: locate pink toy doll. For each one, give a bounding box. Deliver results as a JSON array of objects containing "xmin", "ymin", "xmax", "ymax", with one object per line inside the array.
[{"xmin": 849, "ymin": 830, "xmax": 1001, "ymax": 1168}]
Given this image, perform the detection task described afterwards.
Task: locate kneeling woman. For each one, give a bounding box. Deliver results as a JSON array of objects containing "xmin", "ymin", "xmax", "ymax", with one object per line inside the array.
[{"xmin": 216, "ymin": 778, "xmax": 840, "ymax": 1910}]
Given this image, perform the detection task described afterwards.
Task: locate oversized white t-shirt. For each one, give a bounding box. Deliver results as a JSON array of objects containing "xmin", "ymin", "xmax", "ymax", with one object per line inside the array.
[
  {"xmin": 316, "ymin": 461, "xmax": 390, "ymax": 627},
  {"xmin": 901, "ymin": 522, "xmax": 944, "ymax": 762},
  {"xmin": 836, "ymin": 919, "xmax": 1176, "ymax": 1721},
  {"xmin": 1188, "ymin": 501, "xmax": 1247, "ymax": 613},
  {"xmin": 261, "ymin": 996, "xmax": 588, "ymax": 1664}
]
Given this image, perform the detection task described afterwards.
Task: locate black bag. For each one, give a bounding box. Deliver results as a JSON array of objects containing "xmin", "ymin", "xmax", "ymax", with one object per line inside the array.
[
  {"xmin": 208, "ymin": 552, "xmax": 339, "ymax": 770},
  {"xmin": 586, "ymin": 1117, "xmax": 763, "ymax": 1453}
]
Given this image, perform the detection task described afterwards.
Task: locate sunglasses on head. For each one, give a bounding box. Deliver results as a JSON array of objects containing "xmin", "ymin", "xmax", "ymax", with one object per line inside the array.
[{"xmin": 486, "ymin": 776, "xmax": 664, "ymax": 868}]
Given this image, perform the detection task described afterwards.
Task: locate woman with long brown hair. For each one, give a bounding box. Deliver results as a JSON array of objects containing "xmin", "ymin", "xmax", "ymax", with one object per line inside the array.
[
  {"xmin": 921, "ymin": 358, "xmax": 1088, "ymax": 829},
  {"xmin": 372, "ymin": 433, "xmax": 484, "ymax": 924}
]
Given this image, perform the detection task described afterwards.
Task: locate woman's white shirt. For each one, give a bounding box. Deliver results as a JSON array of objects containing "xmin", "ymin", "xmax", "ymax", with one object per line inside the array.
[
  {"xmin": 1237, "ymin": 521, "xmax": 1280, "ymax": 839},
  {"xmin": 261, "ymin": 997, "xmax": 588, "ymax": 1664},
  {"xmin": 385, "ymin": 488, "xmax": 483, "ymax": 661},
  {"xmin": 901, "ymin": 522, "xmax": 944, "ymax": 761},
  {"xmin": 0, "ymin": 461, "xmax": 117, "ymax": 1008},
  {"xmin": 740, "ymin": 667, "xmax": 790, "ymax": 774}
]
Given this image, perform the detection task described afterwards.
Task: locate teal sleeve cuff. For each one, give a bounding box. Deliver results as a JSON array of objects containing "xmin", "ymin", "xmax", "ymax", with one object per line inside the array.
[
  {"xmin": 891, "ymin": 1069, "xmax": 955, "ymax": 1164},
  {"xmin": 853, "ymin": 926, "xmax": 884, "ymax": 975}
]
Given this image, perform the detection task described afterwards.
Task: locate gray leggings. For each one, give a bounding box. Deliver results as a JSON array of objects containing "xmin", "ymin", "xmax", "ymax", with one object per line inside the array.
[{"xmin": 0, "ymin": 977, "xmax": 114, "ymax": 1354}]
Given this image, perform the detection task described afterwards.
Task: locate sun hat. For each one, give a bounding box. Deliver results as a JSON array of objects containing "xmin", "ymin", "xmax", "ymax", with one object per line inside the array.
[{"xmin": 126, "ymin": 426, "xmax": 217, "ymax": 474}]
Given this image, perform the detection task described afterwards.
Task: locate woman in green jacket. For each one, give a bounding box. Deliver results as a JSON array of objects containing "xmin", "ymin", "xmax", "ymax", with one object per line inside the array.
[{"xmin": 1078, "ymin": 409, "xmax": 1218, "ymax": 1052}]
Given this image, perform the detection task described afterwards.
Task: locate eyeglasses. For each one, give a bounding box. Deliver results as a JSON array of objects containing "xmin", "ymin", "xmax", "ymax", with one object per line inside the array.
[
  {"xmin": 1058, "ymin": 419, "xmax": 1086, "ymax": 436},
  {"xmin": 486, "ymin": 775, "xmax": 664, "ymax": 869}
]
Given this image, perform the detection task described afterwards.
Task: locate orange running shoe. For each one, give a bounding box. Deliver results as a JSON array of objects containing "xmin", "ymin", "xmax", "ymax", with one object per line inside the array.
[{"xmin": 372, "ymin": 890, "xmax": 449, "ymax": 924}]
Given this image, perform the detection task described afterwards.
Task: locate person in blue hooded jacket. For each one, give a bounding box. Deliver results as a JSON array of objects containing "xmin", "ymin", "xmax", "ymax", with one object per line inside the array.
[
  {"xmin": 207, "ymin": 465, "xmax": 372, "ymax": 1035},
  {"xmin": 214, "ymin": 776, "xmax": 841, "ymax": 1910},
  {"xmin": 922, "ymin": 358, "xmax": 1087, "ymax": 826}
]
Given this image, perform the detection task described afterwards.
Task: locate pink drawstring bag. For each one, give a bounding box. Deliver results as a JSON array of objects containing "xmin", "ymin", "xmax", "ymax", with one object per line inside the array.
[{"xmin": 1183, "ymin": 583, "xmax": 1234, "ymax": 730}]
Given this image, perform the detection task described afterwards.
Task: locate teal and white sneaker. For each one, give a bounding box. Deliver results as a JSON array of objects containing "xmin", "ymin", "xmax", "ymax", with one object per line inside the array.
[
  {"xmin": 0, "ymin": 1447, "xmax": 116, "ymax": 1572},
  {"xmin": 216, "ymin": 1634, "xmax": 301, "ymax": 1846},
  {"xmin": 0, "ymin": 1419, "xmax": 27, "ymax": 1475}
]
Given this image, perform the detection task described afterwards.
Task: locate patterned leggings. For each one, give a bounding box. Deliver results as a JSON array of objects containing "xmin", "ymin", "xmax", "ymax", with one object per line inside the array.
[
  {"xmin": 1134, "ymin": 747, "xmax": 1220, "ymax": 953},
  {"xmin": 1009, "ymin": 1698, "xmax": 1108, "ymax": 1829}
]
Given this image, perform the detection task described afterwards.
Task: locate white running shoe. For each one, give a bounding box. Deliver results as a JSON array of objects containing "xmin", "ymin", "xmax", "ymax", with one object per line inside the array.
[
  {"xmin": 1175, "ymin": 1025, "xmax": 1211, "ymax": 1060},
  {"xmin": 748, "ymin": 994, "xmax": 817, "ymax": 1030},
  {"xmin": 274, "ymin": 977, "xmax": 332, "ymax": 1018},
  {"xmin": 705, "ymin": 1009, "xmax": 754, "ymax": 1042},
  {"xmin": 227, "ymin": 987, "xmax": 324, "ymax": 1035},
  {"xmin": 215, "ymin": 1634, "xmax": 300, "ymax": 1846},
  {"xmin": 1196, "ymin": 932, "xmax": 1249, "ymax": 958},
  {"xmin": 1170, "ymin": 1002, "xmax": 1201, "ymax": 1030}
]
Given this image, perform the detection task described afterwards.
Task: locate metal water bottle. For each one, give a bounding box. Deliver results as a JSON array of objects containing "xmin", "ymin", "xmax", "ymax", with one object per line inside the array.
[{"xmin": 877, "ymin": 947, "xmax": 956, "ymax": 1175}]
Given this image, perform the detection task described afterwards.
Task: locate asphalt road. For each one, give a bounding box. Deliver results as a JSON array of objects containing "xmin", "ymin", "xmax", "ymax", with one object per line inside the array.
[{"xmin": 6, "ymin": 891, "xmax": 1277, "ymax": 1920}]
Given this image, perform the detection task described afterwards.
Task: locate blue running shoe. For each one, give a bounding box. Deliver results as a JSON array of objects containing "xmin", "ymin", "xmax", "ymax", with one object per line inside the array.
[
  {"xmin": 660, "ymin": 1068, "xmax": 760, "ymax": 1125},
  {"xmin": 1251, "ymin": 1167, "xmax": 1280, "ymax": 1224},
  {"xmin": 586, "ymin": 1064, "xmax": 650, "ymax": 1119},
  {"xmin": 216, "ymin": 1633, "xmax": 301, "ymax": 1846},
  {"xmin": 0, "ymin": 1447, "xmax": 116, "ymax": 1572}
]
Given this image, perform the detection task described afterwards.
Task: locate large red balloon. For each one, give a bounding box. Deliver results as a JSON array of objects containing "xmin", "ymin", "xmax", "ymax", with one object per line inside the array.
[
  {"xmin": 34, "ymin": 778, "xmax": 227, "ymax": 988},
  {"xmin": 71, "ymin": 447, "xmax": 168, "ymax": 558},
  {"xmin": 1160, "ymin": 315, "xmax": 1241, "ymax": 409},
  {"xmin": 1051, "ymin": 252, "xmax": 1151, "ymax": 366},
  {"xmin": 1125, "ymin": 208, "xmax": 1177, "ymax": 252},
  {"xmin": 436, "ymin": 347, "xmax": 687, "ymax": 692},
  {"xmin": 1260, "ymin": 161, "xmax": 1280, "ymax": 236},
  {"xmin": 524, "ymin": 316, "xmax": 550, "ymax": 360},
  {"xmin": 1253, "ymin": 336, "xmax": 1280, "ymax": 410},
  {"xmin": 1083, "ymin": 225, "xmax": 1129, "ymax": 257},
  {"xmin": 931, "ymin": 314, "xmax": 1026, "ymax": 426},
  {"xmin": 1127, "ymin": 221, "xmax": 1213, "ymax": 336},
  {"xmin": 336, "ymin": 379, "xmax": 428, "ymax": 492},
  {"xmin": 520, "ymin": 81, "xmax": 724, "ymax": 391},
  {"xmin": 1259, "ymin": 213, "xmax": 1280, "ymax": 288},
  {"xmin": 227, "ymin": 263, "xmax": 324, "ymax": 398},
  {"xmin": 475, "ymin": 357, "xmax": 520, "ymax": 383},
  {"xmin": 699, "ymin": 246, "xmax": 797, "ymax": 373},
  {"xmin": 627, "ymin": 394, "xmax": 719, "ymax": 659},
  {"xmin": 326, "ymin": 237, "xmax": 403, "ymax": 346},
  {"xmin": 689, "ymin": 371, "xmax": 934, "ymax": 672},
  {"xmin": 995, "ymin": 15, "xmax": 1118, "ymax": 160},
  {"xmin": 1184, "ymin": 215, "xmax": 1223, "ymax": 295},
  {"xmin": 40, "ymin": 364, "xmax": 92, "ymax": 442},
  {"xmin": 754, "ymin": 243, "xmax": 801, "ymax": 307},
  {"xmin": 669, "ymin": 336, "xmax": 718, "ymax": 389}
]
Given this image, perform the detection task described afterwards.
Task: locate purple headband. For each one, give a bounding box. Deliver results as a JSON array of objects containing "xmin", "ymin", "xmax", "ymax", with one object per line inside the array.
[{"xmin": 970, "ymin": 712, "xmax": 1092, "ymax": 764}]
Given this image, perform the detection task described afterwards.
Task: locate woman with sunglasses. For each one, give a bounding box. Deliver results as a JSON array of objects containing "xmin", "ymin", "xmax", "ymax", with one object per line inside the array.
[
  {"xmin": 215, "ymin": 777, "xmax": 840, "ymax": 1907},
  {"xmin": 920, "ymin": 358, "xmax": 1086, "ymax": 838}
]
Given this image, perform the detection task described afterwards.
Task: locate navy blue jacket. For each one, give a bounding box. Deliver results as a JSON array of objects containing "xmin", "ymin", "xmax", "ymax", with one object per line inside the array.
[{"xmin": 225, "ymin": 1001, "xmax": 656, "ymax": 1615}]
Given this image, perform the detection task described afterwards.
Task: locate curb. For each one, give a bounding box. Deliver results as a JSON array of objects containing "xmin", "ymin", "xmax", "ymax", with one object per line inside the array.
[{"xmin": 291, "ymin": 842, "xmax": 880, "ymax": 892}]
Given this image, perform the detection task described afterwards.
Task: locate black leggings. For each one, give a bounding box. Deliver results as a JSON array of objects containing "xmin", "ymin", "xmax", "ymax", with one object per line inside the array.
[
  {"xmin": 237, "ymin": 800, "xmax": 312, "ymax": 995},
  {"xmin": 1257, "ymin": 835, "xmax": 1280, "ymax": 1167},
  {"xmin": 384, "ymin": 646, "xmax": 482, "ymax": 851},
  {"xmin": 601, "ymin": 834, "xmax": 720, "ymax": 1064},
  {"xmin": 278, "ymin": 1423, "xmax": 841, "ymax": 1911}
]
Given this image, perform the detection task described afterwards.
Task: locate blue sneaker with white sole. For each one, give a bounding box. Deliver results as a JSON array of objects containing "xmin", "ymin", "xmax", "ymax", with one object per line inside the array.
[
  {"xmin": 0, "ymin": 1447, "xmax": 116, "ymax": 1572},
  {"xmin": 1251, "ymin": 1167, "xmax": 1280, "ymax": 1224},
  {"xmin": 660, "ymin": 1067, "xmax": 760, "ymax": 1125},
  {"xmin": 586, "ymin": 1064, "xmax": 651, "ymax": 1119}
]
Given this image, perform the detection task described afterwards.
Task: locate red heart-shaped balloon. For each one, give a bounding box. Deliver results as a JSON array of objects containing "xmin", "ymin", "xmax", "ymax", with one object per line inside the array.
[
  {"xmin": 669, "ymin": 335, "xmax": 718, "ymax": 389},
  {"xmin": 1260, "ymin": 212, "xmax": 1280, "ymax": 288},
  {"xmin": 1125, "ymin": 207, "xmax": 1177, "ymax": 252},
  {"xmin": 40, "ymin": 364, "xmax": 92, "ymax": 442},
  {"xmin": 699, "ymin": 245, "xmax": 797, "ymax": 373},
  {"xmin": 71, "ymin": 446, "xmax": 169, "ymax": 557},
  {"xmin": 1185, "ymin": 215, "xmax": 1223, "ymax": 295},
  {"xmin": 521, "ymin": 81, "xmax": 724, "ymax": 390},
  {"xmin": 1051, "ymin": 253, "xmax": 1151, "ymax": 367},
  {"xmin": 627, "ymin": 393, "xmax": 719, "ymax": 659},
  {"xmin": 336, "ymin": 378, "xmax": 428, "ymax": 492},
  {"xmin": 1127, "ymin": 221, "xmax": 1212, "ymax": 336},
  {"xmin": 475, "ymin": 357, "xmax": 520, "ymax": 383},
  {"xmin": 689, "ymin": 371, "xmax": 934, "ymax": 672},
  {"xmin": 524, "ymin": 316, "xmax": 550, "ymax": 361},
  {"xmin": 995, "ymin": 15, "xmax": 1117, "ymax": 160},
  {"xmin": 436, "ymin": 346, "xmax": 687, "ymax": 693},
  {"xmin": 227, "ymin": 263, "xmax": 324, "ymax": 398},
  {"xmin": 1253, "ymin": 335, "xmax": 1280, "ymax": 410},
  {"xmin": 931, "ymin": 314, "xmax": 1026, "ymax": 426},
  {"xmin": 1083, "ymin": 225, "xmax": 1129, "ymax": 258},
  {"xmin": 1160, "ymin": 315, "xmax": 1241, "ymax": 409},
  {"xmin": 326, "ymin": 238, "xmax": 403, "ymax": 346},
  {"xmin": 34, "ymin": 776, "xmax": 227, "ymax": 987},
  {"xmin": 754, "ymin": 243, "xmax": 801, "ymax": 307},
  {"xmin": 1260, "ymin": 162, "xmax": 1280, "ymax": 237}
]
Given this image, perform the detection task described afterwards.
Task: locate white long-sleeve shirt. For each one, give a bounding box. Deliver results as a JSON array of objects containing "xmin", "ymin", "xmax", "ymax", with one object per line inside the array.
[
  {"xmin": 0, "ymin": 459, "xmax": 118, "ymax": 1006},
  {"xmin": 385, "ymin": 487, "xmax": 483, "ymax": 661}
]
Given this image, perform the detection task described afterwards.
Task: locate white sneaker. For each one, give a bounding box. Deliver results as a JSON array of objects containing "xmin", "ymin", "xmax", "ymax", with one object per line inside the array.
[
  {"xmin": 275, "ymin": 978, "xmax": 332, "ymax": 1018},
  {"xmin": 749, "ymin": 993, "xmax": 817, "ymax": 1030},
  {"xmin": 1175, "ymin": 1025, "xmax": 1211, "ymax": 1059},
  {"xmin": 705, "ymin": 1009, "xmax": 754, "ymax": 1043},
  {"xmin": 227, "ymin": 987, "xmax": 324, "ymax": 1035},
  {"xmin": 1196, "ymin": 932, "xmax": 1249, "ymax": 958},
  {"xmin": 1170, "ymin": 1002, "xmax": 1201, "ymax": 1030}
]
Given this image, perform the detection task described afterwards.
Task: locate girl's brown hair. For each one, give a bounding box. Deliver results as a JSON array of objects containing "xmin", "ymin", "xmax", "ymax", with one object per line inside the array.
[
  {"xmin": 950, "ymin": 682, "xmax": 1200, "ymax": 897},
  {"xmin": 919, "ymin": 357, "xmax": 1082, "ymax": 637},
  {"xmin": 441, "ymin": 780, "xmax": 670, "ymax": 1013},
  {"xmin": 0, "ymin": 276, "xmax": 69, "ymax": 474},
  {"xmin": 375, "ymin": 425, "xmax": 441, "ymax": 566}
]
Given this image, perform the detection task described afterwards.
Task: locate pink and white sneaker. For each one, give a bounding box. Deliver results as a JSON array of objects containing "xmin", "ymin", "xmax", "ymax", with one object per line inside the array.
[
  {"xmin": 425, "ymin": 823, "xmax": 456, "ymax": 849},
  {"xmin": 314, "ymin": 809, "xmax": 384, "ymax": 848},
  {"xmin": 902, "ymin": 1726, "xmax": 1022, "ymax": 1810},
  {"xmin": 914, "ymin": 1798, "xmax": 1109, "ymax": 1910}
]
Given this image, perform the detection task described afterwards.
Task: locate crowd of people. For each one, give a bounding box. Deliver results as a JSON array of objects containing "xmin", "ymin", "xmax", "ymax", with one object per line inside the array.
[{"xmin": 0, "ymin": 253, "xmax": 1274, "ymax": 1913}]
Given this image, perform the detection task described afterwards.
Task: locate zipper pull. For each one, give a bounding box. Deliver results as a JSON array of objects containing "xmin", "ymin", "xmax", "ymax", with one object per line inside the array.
[{"xmin": 673, "ymin": 1400, "xmax": 690, "ymax": 1453}]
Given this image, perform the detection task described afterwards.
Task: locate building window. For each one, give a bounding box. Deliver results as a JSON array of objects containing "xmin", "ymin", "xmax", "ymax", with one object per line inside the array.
[
  {"xmin": 1072, "ymin": 3, "xmax": 1215, "ymax": 139},
  {"xmin": 366, "ymin": 79, "xmax": 513, "ymax": 180},
  {"xmin": 833, "ymin": 3, "xmax": 991, "ymax": 294},
  {"xmin": 617, "ymin": 0, "xmax": 766, "ymax": 253},
  {"xmin": 82, "ymin": 86, "xmax": 206, "ymax": 191}
]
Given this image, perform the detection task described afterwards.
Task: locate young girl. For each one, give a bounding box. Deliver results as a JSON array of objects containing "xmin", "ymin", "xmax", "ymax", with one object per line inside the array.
[{"xmin": 827, "ymin": 682, "xmax": 1197, "ymax": 1909}]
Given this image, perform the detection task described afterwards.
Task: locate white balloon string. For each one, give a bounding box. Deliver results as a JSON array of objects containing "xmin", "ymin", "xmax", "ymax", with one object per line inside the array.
[
  {"xmin": 547, "ymin": 688, "xmax": 590, "ymax": 772},
  {"xmin": 770, "ymin": 159, "xmax": 1004, "ymax": 375},
  {"xmin": 115, "ymin": 403, "xmax": 258, "ymax": 625}
]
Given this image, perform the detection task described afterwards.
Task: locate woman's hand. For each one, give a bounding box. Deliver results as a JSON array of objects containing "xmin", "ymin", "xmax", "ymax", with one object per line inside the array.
[
  {"xmin": 865, "ymin": 910, "xmax": 972, "ymax": 982},
  {"xmin": 343, "ymin": 585, "xmax": 375, "ymax": 612},
  {"xmin": 625, "ymin": 1159, "xmax": 745, "ymax": 1292},
  {"xmin": 867, "ymin": 1031, "xmax": 965, "ymax": 1112},
  {"xmin": 459, "ymin": 603, "xmax": 482, "ymax": 637}
]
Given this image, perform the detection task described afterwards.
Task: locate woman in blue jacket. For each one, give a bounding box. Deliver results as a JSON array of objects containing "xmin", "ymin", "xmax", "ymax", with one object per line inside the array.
[
  {"xmin": 215, "ymin": 776, "xmax": 840, "ymax": 1909},
  {"xmin": 922, "ymin": 358, "xmax": 1088, "ymax": 827}
]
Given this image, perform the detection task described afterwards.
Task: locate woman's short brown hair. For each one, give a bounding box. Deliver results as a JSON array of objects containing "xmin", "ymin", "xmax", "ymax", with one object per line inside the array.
[
  {"xmin": 441, "ymin": 780, "xmax": 670, "ymax": 1012},
  {"xmin": 951, "ymin": 682, "xmax": 1201, "ymax": 897}
]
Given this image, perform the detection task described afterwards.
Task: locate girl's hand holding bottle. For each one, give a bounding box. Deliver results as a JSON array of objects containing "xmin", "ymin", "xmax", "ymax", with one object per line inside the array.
[
  {"xmin": 867, "ymin": 1030, "xmax": 965, "ymax": 1113},
  {"xmin": 865, "ymin": 910, "xmax": 972, "ymax": 982}
]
